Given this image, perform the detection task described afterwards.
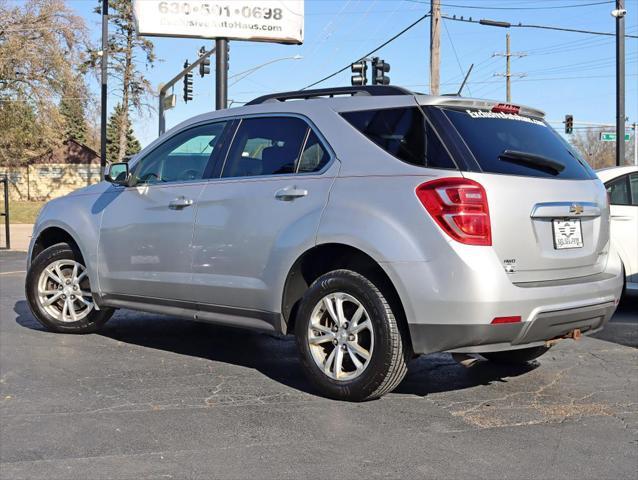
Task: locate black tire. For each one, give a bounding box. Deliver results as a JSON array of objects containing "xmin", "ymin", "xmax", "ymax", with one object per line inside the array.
[
  {"xmin": 25, "ymin": 242, "xmax": 114, "ymax": 333},
  {"xmin": 295, "ymin": 269, "xmax": 410, "ymax": 401},
  {"xmin": 482, "ymin": 345, "xmax": 551, "ymax": 364}
]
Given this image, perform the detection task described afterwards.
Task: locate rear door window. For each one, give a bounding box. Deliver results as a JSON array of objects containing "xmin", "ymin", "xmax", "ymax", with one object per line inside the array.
[
  {"xmin": 606, "ymin": 175, "xmax": 631, "ymax": 205},
  {"xmin": 441, "ymin": 108, "xmax": 595, "ymax": 180},
  {"xmin": 222, "ymin": 117, "xmax": 308, "ymax": 178},
  {"xmin": 630, "ymin": 173, "xmax": 638, "ymax": 205},
  {"xmin": 341, "ymin": 107, "xmax": 456, "ymax": 169}
]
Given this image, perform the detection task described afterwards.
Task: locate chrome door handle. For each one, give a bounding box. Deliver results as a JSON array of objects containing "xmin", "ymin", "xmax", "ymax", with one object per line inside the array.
[
  {"xmin": 168, "ymin": 197, "xmax": 194, "ymax": 210},
  {"xmin": 610, "ymin": 215, "xmax": 632, "ymax": 221},
  {"xmin": 275, "ymin": 186, "xmax": 308, "ymax": 201}
]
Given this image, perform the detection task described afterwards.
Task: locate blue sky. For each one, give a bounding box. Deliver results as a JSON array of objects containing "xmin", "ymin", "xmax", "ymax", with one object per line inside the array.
[{"xmin": 68, "ymin": 0, "xmax": 638, "ymax": 147}]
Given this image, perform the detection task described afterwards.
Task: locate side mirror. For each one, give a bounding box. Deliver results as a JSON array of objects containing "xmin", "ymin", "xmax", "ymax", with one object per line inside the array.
[{"xmin": 105, "ymin": 162, "xmax": 129, "ymax": 185}]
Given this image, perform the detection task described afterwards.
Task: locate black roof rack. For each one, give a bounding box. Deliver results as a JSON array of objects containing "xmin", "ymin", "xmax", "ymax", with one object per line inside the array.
[{"xmin": 246, "ymin": 85, "xmax": 413, "ymax": 105}]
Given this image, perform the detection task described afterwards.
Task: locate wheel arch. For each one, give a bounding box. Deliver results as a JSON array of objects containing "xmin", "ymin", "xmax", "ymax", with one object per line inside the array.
[
  {"xmin": 31, "ymin": 226, "xmax": 84, "ymax": 264},
  {"xmin": 281, "ymin": 242, "xmax": 413, "ymax": 350}
]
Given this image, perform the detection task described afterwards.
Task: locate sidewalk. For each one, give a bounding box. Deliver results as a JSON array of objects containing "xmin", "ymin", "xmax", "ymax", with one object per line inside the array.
[{"xmin": 0, "ymin": 224, "xmax": 33, "ymax": 252}]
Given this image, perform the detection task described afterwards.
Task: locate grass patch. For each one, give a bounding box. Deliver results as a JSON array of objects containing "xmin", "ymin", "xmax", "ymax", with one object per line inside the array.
[{"xmin": 4, "ymin": 201, "xmax": 46, "ymax": 224}]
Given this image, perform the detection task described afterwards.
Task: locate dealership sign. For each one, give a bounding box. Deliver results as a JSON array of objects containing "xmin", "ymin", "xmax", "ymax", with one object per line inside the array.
[{"xmin": 133, "ymin": 0, "xmax": 304, "ymax": 44}]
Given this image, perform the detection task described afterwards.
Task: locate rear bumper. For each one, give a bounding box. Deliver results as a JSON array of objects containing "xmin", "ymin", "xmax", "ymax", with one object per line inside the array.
[
  {"xmin": 409, "ymin": 301, "xmax": 616, "ymax": 354},
  {"xmin": 383, "ymin": 246, "xmax": 623, "ymax": 354}
]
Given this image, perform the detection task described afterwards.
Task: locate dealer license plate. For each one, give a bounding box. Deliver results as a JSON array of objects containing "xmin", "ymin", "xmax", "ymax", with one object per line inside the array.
[{"xmin": 552, "ymin": 219, "xmax": 583, "ymax": 250}]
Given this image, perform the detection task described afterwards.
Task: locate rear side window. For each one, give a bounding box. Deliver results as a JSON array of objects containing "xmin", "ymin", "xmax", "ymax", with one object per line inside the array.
[
  {"xmin": 606, "ymin": 175, "xmax": 631, "ymax": 205},
  {"xmin": 442, "ymin": 108, "xmax": 595, "ymax": 180},
  {"xmin": 298, "ymin": 131, "xmax": 330, "ymax": 173},
  {"xmin": 630, "ymin": 173, "xmax": 638, "ymax": 205},
  {"xmin": 341, "ymin": 107, "xmax": 456, "ymax": 169}
]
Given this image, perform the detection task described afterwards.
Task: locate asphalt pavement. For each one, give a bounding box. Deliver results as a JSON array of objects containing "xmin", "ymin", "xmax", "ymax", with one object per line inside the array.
[{"xmin": 1, "ymin": 250, "xmax": 637, "ymax": 480}]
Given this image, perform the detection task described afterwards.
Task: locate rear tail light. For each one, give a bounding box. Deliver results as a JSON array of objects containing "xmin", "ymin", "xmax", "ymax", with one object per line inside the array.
[{"xmin": 416, "ymin": 178, "xmax": 492, "ymax": 246}]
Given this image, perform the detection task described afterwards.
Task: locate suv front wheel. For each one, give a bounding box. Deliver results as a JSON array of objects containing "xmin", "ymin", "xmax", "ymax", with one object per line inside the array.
[
  {"xmin": 26, "ymin": 242, "xmax": 114, "ymax": 333},
  {"xmin": 295, "ymin": 270, "xmax": 410, "ymax": 401}
]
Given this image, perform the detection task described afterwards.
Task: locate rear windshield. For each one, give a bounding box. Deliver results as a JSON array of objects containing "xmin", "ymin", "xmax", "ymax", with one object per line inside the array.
[{"xmin": 441, "ymin": 108, "xmax": 596, "ymax": 180}]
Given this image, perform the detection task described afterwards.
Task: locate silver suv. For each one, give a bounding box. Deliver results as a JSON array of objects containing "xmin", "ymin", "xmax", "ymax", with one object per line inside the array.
[{"xmin": 26, "ymin": 86, "xmax": 623, "ymax": 401}]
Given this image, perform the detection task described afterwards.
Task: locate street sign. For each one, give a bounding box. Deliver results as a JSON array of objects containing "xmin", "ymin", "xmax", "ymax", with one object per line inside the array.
[
  {"xmin": 162, "ymin": 93, "xmax": 176, "ymax": 110},
  {"xmin": 600, "ymin": 132, "xmax": 631, "ymax": 142},
  {"xmin": 133, "ymin": 0, "xmax": 304, "ymax": 45}
]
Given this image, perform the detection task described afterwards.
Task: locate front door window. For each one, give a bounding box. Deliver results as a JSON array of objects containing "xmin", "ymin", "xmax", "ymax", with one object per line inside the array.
[{"xmin": 132, "ymin": 122, "xmax": 227, "ymax": 184}]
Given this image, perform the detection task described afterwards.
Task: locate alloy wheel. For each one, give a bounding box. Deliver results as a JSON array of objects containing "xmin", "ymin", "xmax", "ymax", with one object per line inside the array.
[
  {"xmin": 307, "ymin": 292, "xmax": 374, "ymax": 381},
  {"xmin": 37, "ymin": 259, "xmax": 94, "ymax": 323}
]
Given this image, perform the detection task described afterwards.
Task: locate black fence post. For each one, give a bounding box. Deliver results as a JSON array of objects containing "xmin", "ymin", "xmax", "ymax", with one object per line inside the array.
[{"xmin": 1, "ymin": 176, "xmax": 9, "ymax": 250}]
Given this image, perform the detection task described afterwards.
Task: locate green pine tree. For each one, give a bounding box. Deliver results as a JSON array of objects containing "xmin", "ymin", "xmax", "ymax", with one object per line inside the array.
[
  {"xmin": 106, "ymin": 104, "xmax": 141, "ymax": 162},
  {"xmin": 59, "ymin": 83, "xmax": 88, "ymax": 145}
]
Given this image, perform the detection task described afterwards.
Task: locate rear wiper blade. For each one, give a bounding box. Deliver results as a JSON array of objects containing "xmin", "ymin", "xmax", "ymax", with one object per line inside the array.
[{"xmin": 498, "ymin": 149, "xmax": 565, "ymax": 174}]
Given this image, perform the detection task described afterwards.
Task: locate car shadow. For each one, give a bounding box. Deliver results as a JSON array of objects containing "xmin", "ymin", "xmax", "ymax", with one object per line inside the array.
[
  {"xmin": 14, "ymin": 300, "xmax": 537, "ymax": 399},
  {"xmin": 590, "ymin": 296, "xmax": 638, "ymax": 348}
]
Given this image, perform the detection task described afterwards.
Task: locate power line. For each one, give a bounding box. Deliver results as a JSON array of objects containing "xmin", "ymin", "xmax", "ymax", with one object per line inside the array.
[
  {"xmin": 301, "ymin": 13, "xmax": 431, "ymax": 90},
  {"xmin": 442, "ymin": 17, "xmax": 471, "ymax": 96},
  {"xmin": 303, "ymin": 6, "xmax": 637, "ymax": 91},
  {"xmin": 404, "ymin": 72, "xmax": 638, "ymax": 88},
  {"xmin": 441, "ymin": 14, "xmax": 638, "ymax": 38},
  {"xmin": 407, "ymin": 0, "xmax": 615, "ymax": 10}
]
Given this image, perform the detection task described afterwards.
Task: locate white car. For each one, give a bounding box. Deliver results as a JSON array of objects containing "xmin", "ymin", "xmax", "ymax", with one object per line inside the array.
[{"xmin": 597, "ymin": 166, "xmax": 638, "ymax": 295}]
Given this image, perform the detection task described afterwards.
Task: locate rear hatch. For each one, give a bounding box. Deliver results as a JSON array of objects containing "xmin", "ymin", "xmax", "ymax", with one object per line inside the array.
[{"xmin": 430, "ymin": 103, "xmax": 609, "ymax": 283}]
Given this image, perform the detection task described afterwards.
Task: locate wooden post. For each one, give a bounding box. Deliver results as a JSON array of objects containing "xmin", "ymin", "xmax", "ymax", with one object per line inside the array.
[{"xmin": 430, "ymin": 0, "xmax": 440, "ymax": 95}]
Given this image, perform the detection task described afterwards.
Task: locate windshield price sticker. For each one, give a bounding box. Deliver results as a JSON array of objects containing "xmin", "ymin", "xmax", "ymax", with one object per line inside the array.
[
  {"xmin": 133, "ymin": 0, "xmax": 304, "ymax": 44},
  {"xmin": 465, "ymin": 109, "xmax": 546, "ymax": 126}
]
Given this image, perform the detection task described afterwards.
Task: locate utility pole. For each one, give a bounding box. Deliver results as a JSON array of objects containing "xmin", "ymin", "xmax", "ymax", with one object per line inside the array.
[
  {"xmin": 430, "ymin": 0, "xmax": 440, "ymax": 95},
  {"xmin": 100, "ymin": 0, "xmax": 108, "ymax": 176},
  {"xmin": 215, "ymin": 38, "xmax": 228, "ymax": 110},
  {"xmin": 613, "ymin": 1, "xmax": 626, "ymax": 166},
  {"xmin": 493, "ymin": 33, "xmax": 526, "ymax": 102},
  {"xmin": 633, "ymin": 122, "xmax": 637, "ymax": 166}
]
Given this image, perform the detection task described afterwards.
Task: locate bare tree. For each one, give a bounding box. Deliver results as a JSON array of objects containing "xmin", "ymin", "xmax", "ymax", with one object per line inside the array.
[
  {"xmin": 0, "ymin": 0, "xmax": 91, "ymax": 165},
  {"xmin": 570, "ymin": 128, "xmax": 636, "ymax": 169}
]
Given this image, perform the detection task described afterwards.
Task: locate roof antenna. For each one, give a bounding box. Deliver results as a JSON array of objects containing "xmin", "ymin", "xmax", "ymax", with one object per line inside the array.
[{"xmin": 457, "ymin": 63, "xmax": 474, "ymax": 96}]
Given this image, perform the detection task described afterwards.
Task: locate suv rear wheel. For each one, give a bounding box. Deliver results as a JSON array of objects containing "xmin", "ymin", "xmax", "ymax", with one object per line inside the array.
[
  {"xmin": 482, "ymin": 345, "xmax": 550, "ymax": 364},
  {"xmin": 26, "ymin": 243, "xmax": 114, "ymax": 333},
  {"xmin": 295, "ymin": 270, "xmax": 410, "ymax": 401}
]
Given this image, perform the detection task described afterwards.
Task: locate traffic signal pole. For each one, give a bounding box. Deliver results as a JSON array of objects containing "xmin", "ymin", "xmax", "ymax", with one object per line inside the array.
[
  {"xmin": 614, "ymin": 1, "xmax": 626, "ymax": 166},
  {"xmin": 158, "ymin": 47, "xmax": 216, "ymax": 136},
  {"xmin": 215, "ymin": 38, "xmax": 228, "ymax": 110}
]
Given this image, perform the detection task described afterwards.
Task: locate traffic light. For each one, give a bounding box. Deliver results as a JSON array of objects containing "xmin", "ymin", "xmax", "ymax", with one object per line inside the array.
[
  {"xmin": 183, "ymin": 60, "xmax": 193, "ymax": 103},
  {"xmin": 371, "ymin": 57, "xmax": 390, "ymax": 85},
  {"xmin": 198, "ymin": 46, "xmax": 210, "ymax": 77},
  {"xmin": 565, "ymin": 114, "xmax": 573, "ymax": 134},
  {"xmin": 351, "ymin": 60, "xmax": 367, "ymax": 86}
]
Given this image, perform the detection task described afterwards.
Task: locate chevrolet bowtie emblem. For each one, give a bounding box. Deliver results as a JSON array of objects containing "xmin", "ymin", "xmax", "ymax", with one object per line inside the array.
[{"xmin": 569, "ymin": 204, "xmax": 584, "ymax": 215}]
